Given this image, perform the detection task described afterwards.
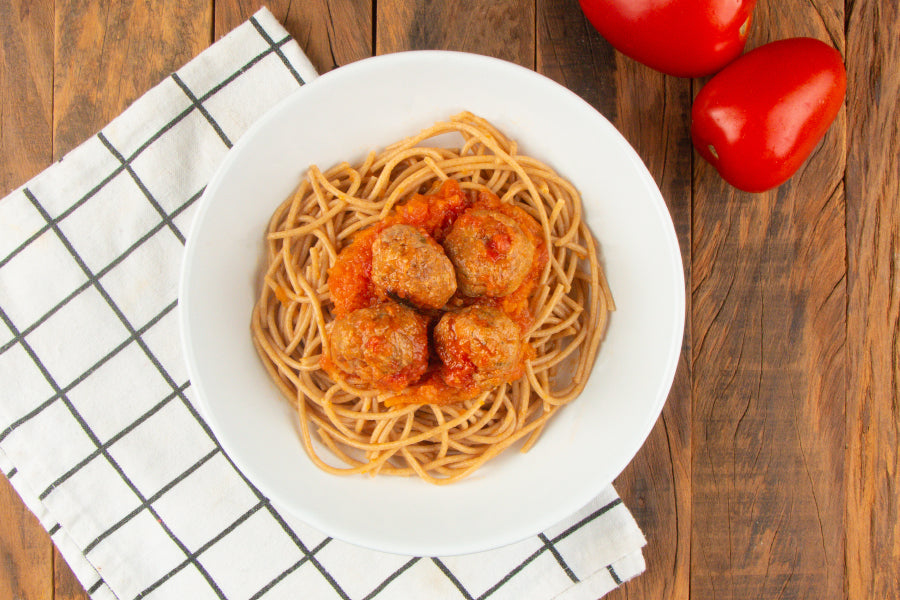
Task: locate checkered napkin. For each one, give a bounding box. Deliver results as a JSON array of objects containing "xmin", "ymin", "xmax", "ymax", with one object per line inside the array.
[{"xmin": 0, "ymin": 7, "xmax": 646, "ymax": 600}]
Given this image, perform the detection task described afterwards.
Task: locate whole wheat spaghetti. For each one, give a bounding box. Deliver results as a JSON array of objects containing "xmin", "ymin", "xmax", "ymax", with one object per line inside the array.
[{"xmin": 251, "ymin": 112, "xmax": 613, "ymax": 484}]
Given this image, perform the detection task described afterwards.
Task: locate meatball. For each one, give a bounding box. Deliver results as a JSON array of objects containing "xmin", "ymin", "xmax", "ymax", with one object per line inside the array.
[
  {"xmin": 371, "ymin": 224, "xmax": 457, "ymax": 310},
  {"xmin": 434, "ymin": 305, "xmax": 524, "ymax": 390},
  {"xmin": 327, "ymin": 302, "xmax": 428, "ymax": 391},
  {"xmin": 442, "ymin": 209, "xmax": 535, "ymax": 297}
]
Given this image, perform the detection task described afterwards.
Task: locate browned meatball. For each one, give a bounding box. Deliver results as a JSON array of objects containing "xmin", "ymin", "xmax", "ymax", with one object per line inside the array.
[
  {"xmin": 442, "ymin": 209, "xmax": 535, "ymax": 297},
  {"xmin": 433, "ymin": 305, "xmax": 524, "ymax": 390},
  {"xmin": 371, "ymin": 224, "xmax": 457, "ymax": 310},
  {"xmin": 327, "ymin": 302, "xmax": 428, "ymax": 391}
]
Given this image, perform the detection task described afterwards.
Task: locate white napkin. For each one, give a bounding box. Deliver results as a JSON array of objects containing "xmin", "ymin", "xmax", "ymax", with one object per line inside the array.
[{"xmin": 0, "ymin": 7, "xmax": 646, "ymax": 599}]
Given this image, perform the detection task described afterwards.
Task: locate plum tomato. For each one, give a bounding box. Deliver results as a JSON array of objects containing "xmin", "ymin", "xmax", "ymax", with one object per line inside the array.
[
  {"xmin": 578, "ymin": 0, "xmax": 758, "ymax": 78},
  {"xmin": 691, "ymin": 37, "xmax": 847, "ymax": 192}
]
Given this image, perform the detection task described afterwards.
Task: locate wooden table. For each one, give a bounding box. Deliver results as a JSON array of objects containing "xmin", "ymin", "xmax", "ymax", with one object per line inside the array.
[{"xmin": 1, "ymin": 1, "xmax": 897, "ymax": 598}]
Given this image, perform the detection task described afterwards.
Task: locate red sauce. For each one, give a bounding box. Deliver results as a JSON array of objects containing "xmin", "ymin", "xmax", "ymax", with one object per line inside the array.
[
  {"xmin": 327, "ymin": 226, "xmax": 380, "ymax": 317},
  {"xmin": 386, "ymin": 344, "xmax": 531, "ymax": 408},
  {"xmin": 373, "ymin": 339, "xmax": 430, "ymax": 392},
  {"xmin": 485, "ymin": 230, "xmax": 513, "ymax": 260},
  {"xmin": 327, "ymin": 179, "xmax": 470, "ymax": 317},
  {"xmin": 326, "ymin": 179, "xmax": 547, "ymax": 406},
  {"xmin": 467, "ymin": 190, "xmax": 548, "ymax": 333},
  {"xmin": 320, "ymin": 301, "xmax": 429, "ymax": 391},
  {"xmin": 391, "ymin": 178, "xmax": 472, "ymax": 242},
  {"xmin": 385, "ymin": 375, "xmax": 470, "ymax": 407}
]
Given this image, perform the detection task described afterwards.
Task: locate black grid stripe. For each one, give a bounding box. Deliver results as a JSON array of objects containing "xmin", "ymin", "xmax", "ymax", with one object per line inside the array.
[
  {"xmin": 20, "ymin": 174, "xmax": 349, "ymax": 599},
  {"xmin": 170, "ymin": 73, "xmax": 233, "ymax": 149},
  {"xmin": 134, "ymin": 500, "xmax": 267, "ymax": 598},
  {"xmin": 0, "ymin": 299, "xmax": 177, "ymax": 446},
  {"xmin": 48, "ymin": 523, "xmax": 61, "ymax": 535},
  {"xmin": 61, "ymin": 386, "xmax": 229, "ymax": 599},
  {"xmin": 18, "ymin": 188, "xmax": 228, "ymax": 599},
  {"xmin": 362, "ymin": 558, "xmax": 421, "ymax": 600},
  {"xmin": 0, "ymin": 303, "xmax": 226, "ymax": 599},
  {"xmin": 83, "ymin": 446, "xmax": 218, "ymax": 555},
  {"xmin": 0, "ymin": 186, "xmax": 202, "ymax": 357},
  {"xmin": 0, "ymin": 31, "xmax": 295, "ymax": 274},
  {"xmin": 0, "ymin": 25, "xmax": 641, "ymax": 598},
  {"xmin": 5, "ymin": 467, "xmax": 16, "ymax": 477},
  {"xmin": 431, "ymin": 558, "xmax": 475, "ymax": 600},
  {"xmin": 189, "ymin": 34, "xmax": 295, "ymax": 106},
  {"xmin": 87, "ymin": 579, "xmax": 105, "ymax": 594},
  {"xmin": 0, "ymin": 22, "xmax": 364, "ymax": 600},
  {"xmin": 125, "ymin": 33, "xmax": 294, "ymax": 163},
  {"xmin": 247, "ymin": 537, "xmax": 333, "ymax": 600},
  {"xmin": 0, "ymin": 164, "xmax": 128, "ymax": 271},
  {"xmin": 538, "ymin": 533, "xmax": 579, "ymax": 583},
  {"xmin": 165, "ymin": 385, "xmax": 353, "ymax": 600},
  {"xmin": 248, "ymin": 16, "xmax": 306, "ymax": 86},
  {"xmin": 38, "ymin": 381, "xmax": 190, "ymax": 501},
  {"xmin": 96, "ymin": 133, "xmax": 186, "ymax": 244},
  {"xmin": 607, "ymin": 563, "xmax": 623, "ymax": 586},
  {"xmin": 475, "ymin": 499, "xmax": 624, "ymax": 600},
  {"xmin": 0, "ymin": 275, "xmax": 92, "ymax": 356},
  {"xmin": 476, "ymin": 545, "xmax": 546, "ymax": 600},
  {"xmin": 0, "ymin": 186, "xmax": 630, "ymax": 600},
  {"xmin": 551, "ymin": 498, "xmax": 623, "ymax": 541}
]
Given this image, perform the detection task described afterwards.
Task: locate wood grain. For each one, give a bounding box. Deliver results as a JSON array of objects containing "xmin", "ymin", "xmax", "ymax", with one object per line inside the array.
[
  {"xmin": 376, "ymin": 0, "xmax": 535, "ymax": 67},
  {"xmin": 0, "ymin": 476, "xmax": 52, "ymax": 600},
  {"xmin": 0, "ymin": 0, "xmax": 53, "ymax": 197},
  {"xmin": 0, "ymin": 1, "xmax": 55, "ymax": 599},
  {"xmin": 2, "ymin": 1, "xmax": 900, "ymax": 598},
  {"xmin": 535, "ymin": 0, "xmax": 617, "ymax": 120},
  {"xmin": 52, "ymin": 0, "xmax": 211, "ymax": 157},
  {"xmin": 0, "ymin": 2, "xmax": 213, "ymax": 599},
  {"xmin": 600, "ymin": 61, "xmax": 694, "ymax": 600},
  {"xmin": 536, "ymin": 2, "xmax": 693, "ymax": 598},
  {"xmin": 690, "ymin": 1, "xmax": 847, "ymax": 598},
  {"xmin": 844, "ymin": 1, "xmax": 900, "ymax": 598},
  {"xmin": 53, "ymin": 546, "xmax": 89, "ymax": 600},
  {"xmin": 213, "ymin": 0, "xmax": 372, "ymax": 73}
]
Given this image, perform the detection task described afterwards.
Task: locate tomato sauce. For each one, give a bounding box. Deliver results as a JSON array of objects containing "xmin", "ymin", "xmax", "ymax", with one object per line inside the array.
[
  {"xmin": 385, "ymin": 375, "xmax": 470, "ymax": 407},
  {"xmin": 326, "ymin": 178, "xmax": 547, "ymax": 406},
  {"xmin": 327, "ymin": 226, "xmax": 380, "ymax": 316},
  {"xmin": 328, "ymin": 179, "xmax": 471, "ymax": 317},
  {"xmin": 389, "ymin": 178, "xmax": 471, "ymax": 242},
  {"xmin": 468, "ymin": 190, "xmax": 548, "ymax": 333}
]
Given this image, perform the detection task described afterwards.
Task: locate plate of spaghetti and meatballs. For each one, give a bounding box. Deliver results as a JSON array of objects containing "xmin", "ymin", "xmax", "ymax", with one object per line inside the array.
[
  {"xmin": 253, "ymin": 112, "xmax": 612, "ymax": 485},
  {"xmin": 179, "ymin": 51, "xmax": 684, "ymax": 556}
]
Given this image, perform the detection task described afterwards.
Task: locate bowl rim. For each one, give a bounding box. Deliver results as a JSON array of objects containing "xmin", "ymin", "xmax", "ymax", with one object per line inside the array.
[{"xmin": 179, "ymin": 49, "xmax": 685, "ymax": 556}]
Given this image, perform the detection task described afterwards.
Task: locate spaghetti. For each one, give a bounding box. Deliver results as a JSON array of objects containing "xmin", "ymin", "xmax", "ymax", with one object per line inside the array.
[{"xmin": 251, "ymin": 112, "xmax": 613, "ymax": 484}]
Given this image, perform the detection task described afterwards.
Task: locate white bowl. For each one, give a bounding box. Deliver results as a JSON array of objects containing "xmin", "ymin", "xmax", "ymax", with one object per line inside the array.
[{"xmin": 179, "ymin": 51, "xmax": 684, "ymax": 557}]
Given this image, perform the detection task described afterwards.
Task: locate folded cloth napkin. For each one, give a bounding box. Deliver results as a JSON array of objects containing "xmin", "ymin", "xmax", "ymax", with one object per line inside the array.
[{"xmin": 0, "ymin": 7, "xmax": 646, "ymax": 600}]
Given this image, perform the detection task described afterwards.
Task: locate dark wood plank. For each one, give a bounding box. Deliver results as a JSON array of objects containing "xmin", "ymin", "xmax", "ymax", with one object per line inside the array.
[
  {"xmin": 213, "ymin": 0, "xmax": 372, "ymax": 72},
  {"xmin": 53, "ymin": 546, "xmax": 90, "ymax": 600},
  {"xmin": 844, "ymin": 1, "xmax": 900, "ymax": 598},
  {"xmin": 376, "ymin": 0, "xmax": 534, "ymax": 67},
  {"xmin": 597, "ymin": 46, "xmax": 695, "ymax": 600},
  {"xmin": 0, "ymin": 475, "xmax": 52, "ymax": 600},
  {"xmin": 0, "ymin": 0, "xmax": 53, "ymax": 196},
  {"xmin": 53, "ymin": 0, "xmax": 211, "ymax": 157},
  {"xmin": 598, "ymin": 73, "xmax": 693, "ymax": 600},
  {"xmin": 536, "ymin": 2, "xmax": 693, "ymax": 599},
  {"xmin": 690, "ymin": 1, "xmax": 846, "ymax": 598},
  {"xmin": 49, "ymin": 2, "xmax": 211, "ymax": 598},
  {"xmin": 0, "ymin": 1, "xmax": 55, "ymax": 599},
  {"xmin": 3, "ymin": 3, "xmax": 896, "ymax": 600}
]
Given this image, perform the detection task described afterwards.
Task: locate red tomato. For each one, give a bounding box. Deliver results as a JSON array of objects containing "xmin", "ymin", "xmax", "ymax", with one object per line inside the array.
[
  {"xmin": 691, "ymin": 37, "xmax": 846, "ymax": 192},
  {"xmin": 578, "ymin": 0, "xmax": 757, "ymax": 77}
]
